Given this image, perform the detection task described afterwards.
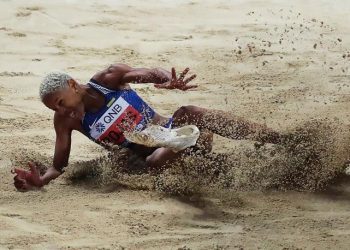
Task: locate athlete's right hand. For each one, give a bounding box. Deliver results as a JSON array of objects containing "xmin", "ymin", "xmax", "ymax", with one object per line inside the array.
[{"xmin": 11, "ymin": 162, "xmax": 44, "ymax": 192}]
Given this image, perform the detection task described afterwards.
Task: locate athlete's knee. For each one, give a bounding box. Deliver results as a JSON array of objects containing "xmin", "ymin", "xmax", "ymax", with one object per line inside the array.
[
  {"xmin": 145, "ymin": 154, "xmax": 158, "ymax": 169},
  {"xmin": 145, "ymin": 149, "xmax": 166, "ymax": 169},
  {"xmin": 146, "ymin": 148, "xmax": 181, "ymax": 171},
  {"xmin": 174, "ymin": 105, "xmax": 205, "ymax": 117}
]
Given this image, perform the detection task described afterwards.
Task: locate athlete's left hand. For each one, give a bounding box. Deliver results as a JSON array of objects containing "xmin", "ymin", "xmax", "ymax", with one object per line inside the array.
[{"xmin": 154, "ymin": 67, "xmax": 197, "ymax": 91}]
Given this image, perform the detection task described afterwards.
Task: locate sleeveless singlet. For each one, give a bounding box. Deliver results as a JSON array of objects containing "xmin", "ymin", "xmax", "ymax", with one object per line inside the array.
[{"xmin": 82, "ymin": 79, "xmax": 171, "ymax": 148}]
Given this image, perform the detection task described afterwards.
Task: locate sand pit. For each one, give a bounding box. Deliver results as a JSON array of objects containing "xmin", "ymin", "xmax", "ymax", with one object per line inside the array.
[{"xmin": 0, "ymin": 0, "xmax": 350, "ymax": 249}]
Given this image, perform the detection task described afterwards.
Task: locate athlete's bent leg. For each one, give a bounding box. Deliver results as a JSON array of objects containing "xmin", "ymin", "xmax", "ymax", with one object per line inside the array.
[{"xmin": 172, "ymin": 105, "xmax": 281, "ymax": 144}]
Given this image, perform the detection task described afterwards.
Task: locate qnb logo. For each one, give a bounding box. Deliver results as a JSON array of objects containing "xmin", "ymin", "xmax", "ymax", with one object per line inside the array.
[
  {"xmin": 95, "ymin": 122, "xmax": 106, "ymax": 133},
  {"xmin": 103, "ymin": 104, "xmax": 123, "ymax": 124}
]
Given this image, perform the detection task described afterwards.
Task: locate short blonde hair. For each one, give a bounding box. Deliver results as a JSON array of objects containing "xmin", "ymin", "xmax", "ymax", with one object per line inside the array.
[{"xmin": 39, "ymin": 71, "xmax": 72, "ymax": 101}]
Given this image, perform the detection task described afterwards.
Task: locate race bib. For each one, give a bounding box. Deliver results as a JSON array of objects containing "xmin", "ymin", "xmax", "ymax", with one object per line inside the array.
[{"xmin": 89, "ymin": 97, "xmax": 143, "ymax": 144}]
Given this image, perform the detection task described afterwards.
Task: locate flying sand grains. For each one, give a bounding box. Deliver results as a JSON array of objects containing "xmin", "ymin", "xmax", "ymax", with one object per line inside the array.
[
  {"xmin": 154, "ymin": 118, "xmax": 349, "ymax": 194},
  {"xmin": 58, "ymin": 118, "xmax": 350, "ymax": 196}
]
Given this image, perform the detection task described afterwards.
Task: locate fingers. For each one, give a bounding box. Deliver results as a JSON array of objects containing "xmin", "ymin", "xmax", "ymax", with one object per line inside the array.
[
  {"xmin": 154, "ymin": 67, "xmax": 197, "ymax": 91},
  {"xmin": 154, "ymin": 83, "xmax": 175, "ymax": 89},
  {"xmin": 16, "ymin": 183, "xmax": 30, "ymax": 192},
  {"xmin": 12, "ymin": 168, "xmax": 23, "ymax": 175},
  {"xmin": 178, "ymin": 68, "xmax": 190, "ymax": 81},
  {"xmin": 183, "ymin": 74, "xmax": 197, "ymax": 84},
  {"xmin": 28, "ymin": 162, "xmax": 39, "ymax": 175},
  {"xmin": 171, "ymin": 67, "xmax": 177, "ymax": 81},
  {"xmin": 12, "ymin": 163, "xmax": 39, "ymax": 192},
  {"xmin": 14, "ymin": 175, "xmax": 24, "ymax": 183},
  {"xmin": 14, "ymin": 175, "xmax": 35, "ymax": 191},
  {"xmin": 12, "ymin": 168, "xmax": 28, "ymax": 179},
  {"xmin": 14, "ymin": 175, "xmax": 26, "ymax": 190},
  {"xmin": 182, "ymin": 85, "xmax": 198, "ymax": 91},
  {"xmin": 154, "ymin": 83, "xmax": 163, "ymax": 89},
  {"xmin": 14, "ymin": 178, "xmax": 25, "ymax": 188}
]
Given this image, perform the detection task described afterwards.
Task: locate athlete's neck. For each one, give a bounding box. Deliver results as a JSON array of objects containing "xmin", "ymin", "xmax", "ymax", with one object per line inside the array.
[{"xmin": 81, "ymin": 85, "xmax": 105, "ymax": 113}]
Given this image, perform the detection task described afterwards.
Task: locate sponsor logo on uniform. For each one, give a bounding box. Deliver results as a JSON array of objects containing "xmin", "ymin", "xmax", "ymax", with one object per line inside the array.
[
  {"xmin": 90, "ymin": 97, "xmax": 129, "ymax": 139},
  {"xmin": 95, "ymin": 122, "xmax": 105, "ymax": 133}
]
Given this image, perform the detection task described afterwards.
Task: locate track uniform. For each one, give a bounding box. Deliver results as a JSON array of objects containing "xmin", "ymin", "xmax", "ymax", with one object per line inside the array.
[{"xmin": 82, "ymin": 79, "xmax": 172, "ymax": 147}]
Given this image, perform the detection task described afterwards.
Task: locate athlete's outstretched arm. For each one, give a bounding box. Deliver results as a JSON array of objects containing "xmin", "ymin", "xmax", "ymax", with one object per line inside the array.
[
  {"xmin": 92, "ymin": 63, "xmax": 170, "ymax": 88},
  {"xmin": 92, "ymin": 63, "xmax": 197, "ymax": 90},
  {"xmin": 12, "ymin": 113, "xmax": 76, "ymax": 191}
]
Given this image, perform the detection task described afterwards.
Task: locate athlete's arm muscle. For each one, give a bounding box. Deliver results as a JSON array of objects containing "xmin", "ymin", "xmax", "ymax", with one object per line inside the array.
[
  {"xmin": 92, "ymin": 63, "xmax": 171, "ymax": 90},
  {"xmin": 33, "ymin": 113, "xmax": 75, "ymax": 186},
  {"xmin": 53, "ymin": 113, "xmax": 73, "ymax": 172},
  {"xmin": 40, "ymin": 114, "xmax": 86, "ymax": 185}
]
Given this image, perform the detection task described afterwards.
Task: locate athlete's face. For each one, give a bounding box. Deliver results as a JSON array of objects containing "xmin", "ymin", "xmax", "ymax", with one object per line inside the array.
[{"xmin": 42, "ymin": 79, "xmax": 85, "ymax": 120}]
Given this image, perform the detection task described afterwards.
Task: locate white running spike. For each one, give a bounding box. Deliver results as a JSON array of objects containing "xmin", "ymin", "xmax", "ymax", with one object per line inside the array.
[{"xmin": 125, "ymin": 125, "xmax": 200, "ymax": 152}]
